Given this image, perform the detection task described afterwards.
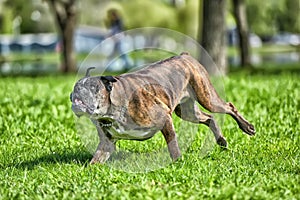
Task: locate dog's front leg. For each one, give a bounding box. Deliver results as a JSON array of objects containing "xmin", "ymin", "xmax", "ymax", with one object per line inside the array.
[
  {"xmin": 90, "ymin": 120, "xmax": 116, "ymax": 164},
  {"xmin": 161, "ymin": 115, "xmax": 181, "ymax": 161}
]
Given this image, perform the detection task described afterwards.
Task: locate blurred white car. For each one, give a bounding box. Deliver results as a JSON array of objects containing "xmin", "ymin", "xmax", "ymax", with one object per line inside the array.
[
  {"xmin": 227, "ymin": 28, "xmax": 262, "ymax": 47},
  {"xmin": 271, "ymin": 32, "xmax": 300, "ymax": 46}
]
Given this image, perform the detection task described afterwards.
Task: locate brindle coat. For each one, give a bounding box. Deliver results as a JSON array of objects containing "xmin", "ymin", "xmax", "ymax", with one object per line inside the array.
[{"xmin": 70, "ymin": 52, "xmax": 255, "ymax": 164}]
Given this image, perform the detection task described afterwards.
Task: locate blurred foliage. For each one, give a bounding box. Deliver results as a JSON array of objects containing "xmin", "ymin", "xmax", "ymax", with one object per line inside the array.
[
  {"xmin": 120, "ymin": 0, "xmax": 177, "ymax": 28},
  {"xmin": 246, "ymin": 0, "xmax": 300, "ymax": 36},
  {"xmin": 1, "ymin": 0, "xmax": 55, "ymax": 34},
  {"xmin": 0, "ymin": 8, "xmax": 13, "ymax": 34},
  {"xmin": 0, "ymin": 0, "xmax": 298, "ymax": 36},
  {"xmin": 78, "ymin": 0, "xmax": 199, "ymax": 39},
  {"xmin": 276, "ymin": 0, "xmax": 300, "ymax": 33},
  {"xmin": 120, "ymin": 0, "xmax": 199, "ymax": 38}
]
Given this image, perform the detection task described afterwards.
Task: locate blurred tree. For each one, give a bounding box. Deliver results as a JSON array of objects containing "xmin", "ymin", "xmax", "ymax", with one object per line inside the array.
[
  {"xmin": 276, "ymin": 0, "xmax": 300, "ymax": 33},
  {"xmin": 247, "ymin": 1, "xmax": 272, "ymax": 36},
  {"xmin": 200, "ymin": 0, "xmax": 227, "ymax": 74},
  {"xmin": 246, "ymin": 0, "xmax": 300, "ymax": 36},
  {"xmin": 119, "ymin": 0, "xmax": 177, "ymax": 30},
  {"xmin": 177, "ymin": 0, "xmax": 199, "ymax": 39},
  {"xmin": 47, "ymin": 0, "xmax": 77, "ymax": 73},
  {"xmin": 2, "ymin": 0, "xmax": 55, "ymax": 34},
  {"xmin": 232, "ymin": 0, "xmax": 250, "ymax": 67},
  {"xmin": 79, "ymin": 0, "xmax": 199, "ymax": 38}
]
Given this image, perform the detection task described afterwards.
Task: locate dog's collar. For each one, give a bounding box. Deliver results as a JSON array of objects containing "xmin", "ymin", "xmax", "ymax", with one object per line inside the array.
[
  {"xmin": 97, "ymin": 117, "xmax": 114, "ymax": 128},
  {"xmin": 99, "ymin": 122, "xmax": 113, "ymax": 127},
  {"xmin": 100, "ymin": 76, "xmax": 117, "ymax": 92}
]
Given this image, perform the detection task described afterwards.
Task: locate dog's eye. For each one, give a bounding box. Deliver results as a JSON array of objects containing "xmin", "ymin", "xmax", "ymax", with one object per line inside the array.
[
  {"xmin": 90, "ymin": 85, "xmax": 96, "ymax": 92},
  {"xmin": 70, "ymin": 93, "xmax": 73, "ymax": 102},
  {"xmin": 92, "ymin": 85, "xmax": 100, "ymax": 93}
]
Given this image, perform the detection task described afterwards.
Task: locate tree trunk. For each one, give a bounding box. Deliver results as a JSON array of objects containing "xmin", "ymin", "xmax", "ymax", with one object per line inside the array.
[
  {"xmin": 48, "ymin": 0, "xmax": 77, "ymax": 73},
  {"xmin": 200, "ymin": 0, "xmax": 227, "ymax": 74},
  {"xmin": 232, "ymin": 0, "xmax": 251, "ymax": 67}
]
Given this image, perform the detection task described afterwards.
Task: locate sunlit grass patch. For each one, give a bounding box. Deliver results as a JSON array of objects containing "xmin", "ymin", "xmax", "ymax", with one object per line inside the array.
[{"xmin": 0, "ymin": 73, "xmax": 299, "ymax": 199}]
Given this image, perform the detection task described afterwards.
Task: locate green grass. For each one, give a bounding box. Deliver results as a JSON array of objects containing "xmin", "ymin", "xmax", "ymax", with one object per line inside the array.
[{"xmin": 0, "ymin": 73, "xmax": 299, "ymax": 199}]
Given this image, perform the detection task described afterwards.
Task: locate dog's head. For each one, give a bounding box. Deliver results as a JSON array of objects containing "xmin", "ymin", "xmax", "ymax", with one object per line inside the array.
[{"xmin": 70, "ymin": 67, "xmax": 116, "ymax": 118}]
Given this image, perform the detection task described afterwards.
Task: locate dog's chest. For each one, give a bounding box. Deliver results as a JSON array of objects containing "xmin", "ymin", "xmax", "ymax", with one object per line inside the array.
[
  {"xmin": 99, "ymin": 117, "xmax": 158, "ymax": 140},
  {"xmin": 108, "ymin": 125, "xmax": 157, "ymax": 140}
]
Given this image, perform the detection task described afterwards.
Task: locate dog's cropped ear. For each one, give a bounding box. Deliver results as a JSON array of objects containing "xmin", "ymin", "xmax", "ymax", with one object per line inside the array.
[
  {"xmin": 101, "ymin": 76, "xmax": 117, "ymax": 83},
  {"xmin": 100, "ymin": 76, "xmax": 117, "ymax": 92}
]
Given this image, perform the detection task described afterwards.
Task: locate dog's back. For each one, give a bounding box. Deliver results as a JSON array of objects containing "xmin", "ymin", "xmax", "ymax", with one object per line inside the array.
[{"xmin": 110, "ymin": 52, "xmax": 202, "ymax": 110}]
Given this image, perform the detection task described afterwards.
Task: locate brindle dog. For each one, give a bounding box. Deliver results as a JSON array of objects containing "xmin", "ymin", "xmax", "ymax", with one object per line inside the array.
[{"xmin": 70, "ymin": 52, "xmax": 255, "ymax": 164}]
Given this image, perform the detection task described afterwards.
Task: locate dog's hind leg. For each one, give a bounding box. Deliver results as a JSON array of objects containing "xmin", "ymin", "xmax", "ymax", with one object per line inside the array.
[
  {"xmin": 190, "ymin": 74, "xmax": 255, "ymax": 136},
  {"xmin": 175, "ymin": 99, "xmax": 227, "ymax": 147}
]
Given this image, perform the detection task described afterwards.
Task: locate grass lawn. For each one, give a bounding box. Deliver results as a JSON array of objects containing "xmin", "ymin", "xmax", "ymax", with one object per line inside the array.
[{"xmin": 0, "ymin": 72, "xmax": 299, "ymax": 199}]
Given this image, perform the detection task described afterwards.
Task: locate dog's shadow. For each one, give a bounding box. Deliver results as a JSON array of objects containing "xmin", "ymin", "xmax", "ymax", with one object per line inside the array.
[{"xmin": 2, "ymin": 151, "xmax": 92, "ymax": 170}]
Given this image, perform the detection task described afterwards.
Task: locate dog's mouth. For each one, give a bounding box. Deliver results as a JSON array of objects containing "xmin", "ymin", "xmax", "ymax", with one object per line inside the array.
[{"xmin": 72, "ymin": 98, "xmax": 94, "ymax": 117}]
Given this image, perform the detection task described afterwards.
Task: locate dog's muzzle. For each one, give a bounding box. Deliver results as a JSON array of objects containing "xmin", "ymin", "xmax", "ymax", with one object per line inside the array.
[{"xmin": 71, "ymin": 98, "xmax": 94, "ymax": 117}]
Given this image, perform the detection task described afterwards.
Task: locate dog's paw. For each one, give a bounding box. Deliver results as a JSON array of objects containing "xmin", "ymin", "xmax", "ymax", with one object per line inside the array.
[
  {"xmin": 247, "ymin": 124, "xmax": 256, "ymax": 136},
  {"xmin": 89, "ymin": 151, "xmax": 110, "ymax": 164},
  {"xmin": 217, "ymin": 137, "xmax": 228, "ymax": 149},
  {"xmin": 240, "ymin": 123, "xmax": 256, "ymax": 136}
]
